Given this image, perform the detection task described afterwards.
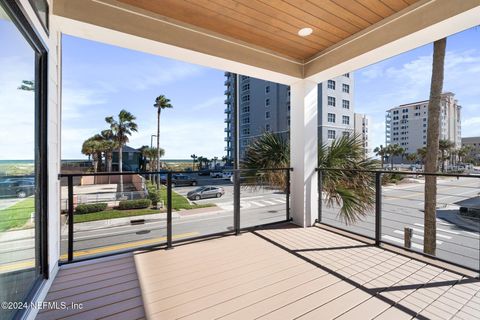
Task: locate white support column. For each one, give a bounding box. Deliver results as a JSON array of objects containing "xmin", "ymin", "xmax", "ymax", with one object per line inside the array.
[{"xmin": 290, "ymin": 80, "xmax": 318, "ymax": 227}]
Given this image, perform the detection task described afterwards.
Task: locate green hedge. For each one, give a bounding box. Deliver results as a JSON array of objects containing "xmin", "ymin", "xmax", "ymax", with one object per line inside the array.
[
  {"xmin": 118, "ymin": 199, "xmax": 152, "ymax": 210},
  {"xmin": 75, "ymin": 203, "xmax": 108, "ymax": 215}
]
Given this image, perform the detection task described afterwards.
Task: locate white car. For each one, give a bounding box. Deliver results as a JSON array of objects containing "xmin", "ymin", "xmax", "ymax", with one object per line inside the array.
[{"xmin": 222, "ymin": 171, "xmax": 233, "ymax": 180}]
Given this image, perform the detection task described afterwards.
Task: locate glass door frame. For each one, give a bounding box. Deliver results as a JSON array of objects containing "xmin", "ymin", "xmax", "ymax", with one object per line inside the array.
[{"xmin": 0, "ymin": 0, "xmax": 49, "ymax": 312}]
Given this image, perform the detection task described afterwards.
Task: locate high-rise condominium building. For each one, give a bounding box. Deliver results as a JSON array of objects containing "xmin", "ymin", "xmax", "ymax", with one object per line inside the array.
[
  {"xmin": 354, "ymin": 113, "xmax": 371, "ymax": 157},
  {"xmin": 224, "ymin": 72, "xmax": 358, "ymax": 159},
  {"xmin": 385, "ymin": 92, "xmax": 461, "ymax": 156}
]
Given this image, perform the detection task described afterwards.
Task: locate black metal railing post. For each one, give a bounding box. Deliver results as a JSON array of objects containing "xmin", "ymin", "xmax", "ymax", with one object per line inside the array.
[
  {"xmin": 318, "ymin": 169, "xmax": 323, "ymax": 223},
  {"xmin": 286, "ymin": 169, "xmax": 291, "ymax": 221},
  {"xmin": 375, "ymin": 172, "xmax": 382, "ymax": 246},
  {"xmin": 67, "ymin": 175, "xmax": 74, "ymax": 262},
  {"xmin": 234, "ymin": 170, "xmax": 240, "ymax": 235},
  {"xmin": 166, "ymin": 172, "xmax": 173, "ymax": 249}
]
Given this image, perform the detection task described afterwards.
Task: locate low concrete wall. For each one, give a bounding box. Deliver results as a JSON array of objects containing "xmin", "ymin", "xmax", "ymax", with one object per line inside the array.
[{"xmin": 80, "ymin": 174, "xmax": 145, "ymax": 191}]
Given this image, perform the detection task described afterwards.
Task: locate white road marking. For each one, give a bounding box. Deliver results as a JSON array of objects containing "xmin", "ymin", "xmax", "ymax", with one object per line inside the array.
[
  {"xmin": 383, "ymin": 235, "xmax": 423, "ymax": 250},
  {"xmin": 393, "ymin": 230, "xmax": 443, "ymax": 244},
  {"xmin": 261, "ymin": 200, "xmax": 276, "ymax": 205},
  {"xmin": 408, "ymin": 227, "xmax": 452, "ymax": 239},
  {"xmin": 414, "ymin": 223, "xmax": 460, "ymax": 235},
  {"xmin": 250, "ymin": 201, "xmax": 266, "ymax": 207}
]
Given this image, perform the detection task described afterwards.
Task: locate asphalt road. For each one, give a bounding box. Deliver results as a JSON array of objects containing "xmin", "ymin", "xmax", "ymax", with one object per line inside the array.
[{"xmin": 2, "ymin": 176, "xmax": 479, "ymax": 273}]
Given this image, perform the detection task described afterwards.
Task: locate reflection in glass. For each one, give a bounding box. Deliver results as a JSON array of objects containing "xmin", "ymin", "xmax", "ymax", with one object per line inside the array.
[{"xmin": 0, "ymin": 4, "xmax": 38, "ymax": 320}]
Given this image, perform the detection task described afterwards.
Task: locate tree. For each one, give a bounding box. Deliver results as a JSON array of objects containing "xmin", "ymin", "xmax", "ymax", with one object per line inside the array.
[
  {"xmin": 318, "ymin": 135, "xmax": 378, "ymax": 224},
  {"xmin": 154, "ymin": 95, "xmax": 173, "ymax": 187},
  {"xmin": 406, "ymin": 153, "xmax": 418, "ymax": 164},
  {"xmin": 373, "ymin": 145, "xmax": 387, "ymax": 168},
  {"xmin": 143, "ymin": 147, "xmax": 165, "ymax": 171},
  {"xmin": 191, "ymin": 154, "xmax": 197, "ymax": 171},
  {"xmin": 424, "ymin": 38, "xmax": 447, "ymax": 256},
  {"xmin": 458, "ymin": 145, "xmax": 472, "ymax": 163},
  {"xmin": 99, "ymin": 129, "xmax": 117, "ymax": 173},
  {"xmin": 105, "ymin": 110, "xmax": 138, "ymax": 194},
  {"xmin": 81, "ymin": 137, "xmax": 101, "ymax": 173},
  {"xmin": 439, "ymin": 139, "xmax": 454, "ymax": 172},
  {"xmin": 385, "ymin": 144, "xmax": 405, "ymax": 169},
  {"xmin": 242, "ymin": 132, "xmax": 377, "ymax": 224},
  {"xmin": 18, "ymin": 80, "xmax": 34, "ymax": 91},
  {"xmin": 417, "ymin": 147, "xmax": 427, "ymax": 166}
]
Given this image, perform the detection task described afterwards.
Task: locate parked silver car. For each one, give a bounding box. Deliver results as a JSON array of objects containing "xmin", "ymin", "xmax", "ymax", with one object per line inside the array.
[{"xmin": 187, "ymin": 186, "xmax": 225, "ymax": 200}]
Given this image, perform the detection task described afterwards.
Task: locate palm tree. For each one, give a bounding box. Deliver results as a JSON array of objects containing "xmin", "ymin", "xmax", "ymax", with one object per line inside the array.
[
  {"xmin": 242, "ymin": 132, "xmax": 376, "ymax": 224},
  {"xmin": 105, "ymin": 110, "xmax": 138, "ymax": 193},
  {"xmin": 99, "ymin": 129, "xmax": 117, "ymax": 173},
  {"xmin": 439, "ymin": 139, "xmax": 454, "ymax": 172},
  {"xmin": 406, "ymin": 153, "xmax": 418, "ymax": 164},
  {"xmin": 318, "ymin": 135, "xmax": 378, "ymax": 224},
  {"xmin": 242, "ymin": 132, "xmax": 289, "ymax": 189},
  {"xmin": 458, "ymin": 145, "xmax": 472, "ymax": 163},
  {"xmin": 154, "ymin": 95, "xmax": 173, "ymax": 187},
  {"xmin": 417, "ymin": 147, "xmax": 427, "ymax": 167},
  {"xmin": 424, "ymin": 38, "xmax": 447, "ymax": 255},
  {"xmin": 385, "ymin": 144, "xmax": 405, "ymax": 169},
  {"xmin": 191, "ymin": 154, "xmax": 197, "ymax": 171},
  {"xmin": 81, "ymin": 137, "xmax": 101, "ymax": 173},
  {"xmin": 373, "ymin": 145, "xmax": 387, "ymax": 168}
]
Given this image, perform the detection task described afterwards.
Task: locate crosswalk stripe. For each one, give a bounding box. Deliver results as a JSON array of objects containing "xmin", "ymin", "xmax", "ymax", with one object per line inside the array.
[
  {"xmin": 383, "ymin": 235, "xmax": 423, "ymax": 250},
  {"xmin": 271, "ymin": 199, "xmax": 286, "ymax": 204},
  {"xmin": 408, "ymin": 227, "xmax": 452, "ymax": 239},
  {"xmin": 262, "ymin": 200, "xmax": 276, "ymax": 205},
  {"xmin": 414, "ymin": 223, "xmax": 460, "ymax": 235},
  {"xmin": 250, "ymin": 201, "xmax": 266, "ymax": 207},
  {"xmin": 393, "ymin": 230, "xmax": 443, "ymax": 244}
]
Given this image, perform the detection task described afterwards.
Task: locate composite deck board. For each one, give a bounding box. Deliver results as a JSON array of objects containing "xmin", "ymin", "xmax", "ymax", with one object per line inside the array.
[{"xmin": 38, "ymin": 224, "xmax": 480, "ymax": 320}]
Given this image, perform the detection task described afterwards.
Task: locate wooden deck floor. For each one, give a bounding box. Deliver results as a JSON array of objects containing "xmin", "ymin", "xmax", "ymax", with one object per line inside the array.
[{"xmin": 39, "ymin": 224, "xmax": 480, "ymax": 320}]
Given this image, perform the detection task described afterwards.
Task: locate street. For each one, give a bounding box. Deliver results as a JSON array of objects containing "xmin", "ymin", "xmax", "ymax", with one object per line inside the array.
[{"xmin": 1, "ymin": 176, "xmax": 479, "ymax": 273}]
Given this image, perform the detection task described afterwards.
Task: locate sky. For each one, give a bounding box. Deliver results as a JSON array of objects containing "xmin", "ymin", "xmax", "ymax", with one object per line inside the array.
[{"xmin": 0, "ymin": 17, "xmax": 479, "ymax": 160}]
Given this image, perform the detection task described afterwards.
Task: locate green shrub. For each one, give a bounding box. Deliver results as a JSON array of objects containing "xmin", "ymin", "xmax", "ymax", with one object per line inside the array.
[
  {"xmin": 148, "ymin": 190, "xmax": 161, "ymax": 206},
  {"xmin": 118, "ymin": 199, "xmax": 152, "ymax": 210},
  {"xmin": 75, "ymin": 203, "xmax": 108, "ymax": 214}
]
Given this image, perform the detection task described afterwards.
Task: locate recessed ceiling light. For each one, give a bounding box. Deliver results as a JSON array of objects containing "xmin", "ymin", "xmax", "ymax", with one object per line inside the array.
[{"xmin": 298, "ymin": 27, "xmax": 313, "ymax": 37}]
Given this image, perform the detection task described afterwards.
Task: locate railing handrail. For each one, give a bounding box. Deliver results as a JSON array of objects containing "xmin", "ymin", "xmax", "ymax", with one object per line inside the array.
[
  {"xmin": 316, "ymin": 167, "xmax": 480, "ymax": 178},
  {"xmin": 59, "ymin": 167, "xmax": 293, "ymax": 178}
]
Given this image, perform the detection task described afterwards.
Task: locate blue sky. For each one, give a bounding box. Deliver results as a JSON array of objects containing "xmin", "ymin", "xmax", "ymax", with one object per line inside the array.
[
  {"xmin": 1, "ymin": 17, "xmax": 478, "ymax": 160},
  {"xmin": 355, "ymin": 27, "xmax": 480, "ymax": 151}
]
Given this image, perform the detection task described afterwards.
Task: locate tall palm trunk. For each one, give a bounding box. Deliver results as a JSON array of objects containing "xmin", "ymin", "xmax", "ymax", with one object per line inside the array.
[
  {"xmin": 107, "ymin": 152, "xmax": 113, "ymax": 184},
  {"xmin": 424, "ymin": 38, "xmax": 446, "ymax": 255},
  {"xmin": 156, "ymin": 108, "xmax": 161, "ymax": 189},
  {"xmin": 92, "ymin": 153, "xmax": 99, "ymax": 173},
  {"xmin": 118, "ymin": 145, "xmax": 123, "ymax": 193}
]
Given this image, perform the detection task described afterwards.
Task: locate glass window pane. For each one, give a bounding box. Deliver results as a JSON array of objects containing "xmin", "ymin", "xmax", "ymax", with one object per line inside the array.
[{"xmin": 0, "ymin": 4, "xmax": 39, "ymax": 320}]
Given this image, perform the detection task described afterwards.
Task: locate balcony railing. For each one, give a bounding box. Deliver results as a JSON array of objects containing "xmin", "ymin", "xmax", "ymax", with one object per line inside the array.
[
  {"xmin": 59, "ymin": 168, "xmax": 292, "ymax": 264},
  {"xmin": 316, "ymin": 168, "xmax": 480, "ymax": 275}
]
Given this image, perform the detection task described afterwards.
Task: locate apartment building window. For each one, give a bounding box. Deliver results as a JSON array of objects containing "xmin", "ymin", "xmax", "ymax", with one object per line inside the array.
[
  {"xmin": 342, "ymin": 115, "xmax": 350, "ymax": 125},
  {"xmin": 242, "ymin": 105, "xmax": 250, "ymax": 113},
  {"xmin": 343, "ymin": 131, "xmax": 350, "ymax": 137},
  {"xmin": 393, "ymin": 110, "xmax": 399, "ymax": 114},
  {"xmin": 265, "ymin": 111, "xmax": 270, "ymax": 119},
  {"xmin": 328, "ymin": 130, "xmax": 336, "ymax": 139},
  {"xmin": 327, "ymin": 113, "xmax": 336, "ymax": 123},
  {"xmin": 242, "ymin": 83, "xmax": 249, "ymax": 91},
  {"xmin": 242, "ymin": 95, "xmax": 250, "ymax": 102},
  {"xmin": 327, "ymin": 80, "xmax": 335, "ymax": 90},
  {"xmin": 342, "ymin": 84, "xmax": 349, "ymax": 93},
  {"xmin": 287, "ymin": 116, "xmax": 290, "ymax": 127},
  {"xmin": 342, "ymin": 99, "xmax": 350, "ymax": 109},
  {"xmin": 287, "ymin": 102, "xmax": 291, "ymax": 112},
  {"xmin": 403, "ymin": 108, "xmax": 408, "ymax": 113},
  {"xmin": 265, "ymin": 85, "xmax": 270, "ymax": 93},
  {"xmin": 265, "ymin": 124, "xmax": 270, "ymax": 132},
  {"xmin": 242, "ymin": 127, "xmax": 250, "ymax": 135},
  {"xmin": 241, "ymin": 75, "xmax": 249, "ymax": 80},
  {"xmin": 265, "ymin": 98, "xmax": 270, "ymax": 107},
  {"xmin": 344, "ymin": 73, "xmax": 350, "ymax": 78},
  {"xmin": 241, "ymin": 116, "xmax": 250, "ymax": 124},
  {"xmin": 327, "ymin": 96, "xmax": 336, "ymax": 106}
]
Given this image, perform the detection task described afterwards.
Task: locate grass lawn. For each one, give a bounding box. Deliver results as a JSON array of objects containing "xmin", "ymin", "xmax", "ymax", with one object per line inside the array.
[
  {"xmin": 0, "ymin": 198, "xmax": 35, "ymax": 232},
  {"xmin": 74, "ymin": 208, "xmax": 162, "ymax": 223},
  {"xmin": 151, "ymin": 184, "xmax": 215, "ymax": 211}
]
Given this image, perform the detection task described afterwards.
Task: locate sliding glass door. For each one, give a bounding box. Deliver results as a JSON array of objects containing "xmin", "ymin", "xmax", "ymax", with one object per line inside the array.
[{"xmin": 0, "ymin": 1, "xmax": 48, "ymax": 319}]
